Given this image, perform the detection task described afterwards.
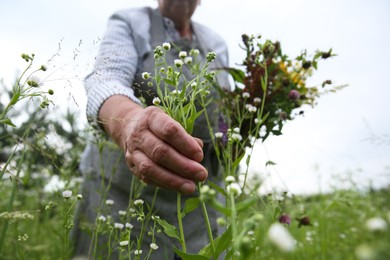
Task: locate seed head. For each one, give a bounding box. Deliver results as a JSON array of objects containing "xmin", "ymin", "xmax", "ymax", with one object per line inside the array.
[{"xmin": 206, "ymin": 52, "xmax": 216, "ymax": 62}]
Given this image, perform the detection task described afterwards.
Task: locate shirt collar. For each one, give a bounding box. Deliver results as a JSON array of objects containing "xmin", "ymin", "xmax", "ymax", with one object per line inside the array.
[{"xmin": 162, "ymin": 16, "xmax": 196, "ymax": 42}]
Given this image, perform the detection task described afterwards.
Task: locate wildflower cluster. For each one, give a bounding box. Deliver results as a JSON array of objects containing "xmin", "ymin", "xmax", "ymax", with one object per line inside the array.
[
  {"xmin": 0, "ymin": 53, "xmax": 54, "ymax": 127},
  {"xmin": 215, "ymin": 34, "xmax": 344, "ymax": 143},
  {"xmin": 140, "ymin": 42, "xmax": 216, "ymax": 135}
]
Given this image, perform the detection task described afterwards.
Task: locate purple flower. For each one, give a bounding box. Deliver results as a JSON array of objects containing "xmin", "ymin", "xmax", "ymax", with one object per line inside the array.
[
  {"xmin": 288, "ymin": 89, "xmax": 300, "ymax": 100},
  {"xmin": 298, "ymin": 216, "xmax": 311, "ymax": 227},
  {"xmin": 218, "ymin": 115, "xmax": 229, "ymax": 144},
  {"xmin": 279, "ymin": 214, "xmax": 291, "ymax": 225}
]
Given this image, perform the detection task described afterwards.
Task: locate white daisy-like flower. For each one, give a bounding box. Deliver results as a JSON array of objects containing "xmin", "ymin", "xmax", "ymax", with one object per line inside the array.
[
  {"xmin": 179, "ymin": 51, "xmax": 187, "ymax": 59},
  {"xmin": 215, "ymin": 132, "xmax": 223, "ymax": 139},
  {"xmin": 76, "ymin": 194, "xmax": 83, "ymax": 200},
  {"xmin": 126, "ymin": 223, "xmax": 133, "ymax": 229},
  {"xmin": 62, "ymin": 190, "xmax": 72, "ymax": 199},
  {"xmin": 231, "ymin": 133, "xmax": 242, "ymax": 141},
  {"xmin": 200, "ymin": 185, "xmax": 210, "ymax": 194},
  {"xmin": 98, "ymin": 215, "xmax": 107, "ymax": 222},
  {"xmin": 134, "ymin": 199, "xmax": 144, "ymax": 206},
  {"xmin": 134, "ymin": 250, "xmax": 143, "ymax": 255},
  {"xmin": 226, "ymin": 183, "xmax": 242, "ymax": 197},
  {"xmin": 152, "ymin": 97, "xmax": 161, "ymax": 106},
  {"xmin": 105, "ymin": 199, "xmax": 114, "ymax": 206},
  {"xmin": 225, "ymin": 176, "xmax": 235, "ymax": 184},
  {"xmin": 171, "ymin": 89, "xmax": 182, "ymax": 95},
  {"xmin": 242, "ymin": 92, "xmax": 250, "ymax": 98},
  {"xmin": 114, "ymin": 223, "xmax": 124, "ymax": 229},
  {"xmin": 247, "ymin": 230, "xmax": 255, "ymax": 236},
  {"xmin": 267, "ymin": 223, "xmax": 296, "ymax": 252},
  {"xmin": 162, "ymin": 42, "xmax": 171, "ymax": 51},
  {"xmin": 129, "ymin": 207, "xmax": 136, "ymax": 213},
  {"xmin": 141, "ymin": 72, "xmax": 150, "ymax": 79},
  {"xmin": 245, "ymin": 104, "xmax": 257, "ymax": 113},
  {"xmin": 118, "ymin": 210, "xmax": 126, "ymax": 216},
  {"xmin": 174, "ymin": 59, "xmax": 183, "ymax": 68},
  {"xmin": 254, "ymin": 118, "xmax": 260, "ymax": 124},
  {"xmin": 184, "ymin": 57, "xmax": 192, "ymax": 65},
  {"xmin": 190, "ymin": 81, "xmax": 197, "ymax": 88},
  {"xmin": 233, "ymin": 127, "xmax": 240, "ymax": 133},
  {"xmin": 365, "ymin": 217, "xmax": 388, "ymax": 232},
  {"xmin": 253, "ymin": 97, "xmax": 262, "ymax": 103},
  {"xmin": 119, "ymin": 240, "xmax": 129, "ymax": 246},
  {"xmin": 150, "ymin": 243, "xmax": 159, "ymax": 250}
]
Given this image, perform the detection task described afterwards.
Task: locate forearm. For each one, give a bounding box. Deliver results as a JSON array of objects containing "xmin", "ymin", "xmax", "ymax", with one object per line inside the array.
[{"xmin": 99, "ymin": 95, "xmax": 143, "ymax": 150}]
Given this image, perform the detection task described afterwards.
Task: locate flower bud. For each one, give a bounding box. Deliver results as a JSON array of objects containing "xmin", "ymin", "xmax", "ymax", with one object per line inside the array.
[
  {"xmin": 179, "ymin": 51, "xmax": 187, "ymax": 59},
  {"xmin": 141, "ymin": 72, "xmax": 151, "ymax": 80},
  {"xmin": 162, "ymin": 42, "xmax": 171, "ymax": 51}
]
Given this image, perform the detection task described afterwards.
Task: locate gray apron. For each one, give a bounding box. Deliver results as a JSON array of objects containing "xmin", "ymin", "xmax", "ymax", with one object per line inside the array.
[{"xmin": 73, "ymin": 8, "xmax": 224, "ymax": 259}]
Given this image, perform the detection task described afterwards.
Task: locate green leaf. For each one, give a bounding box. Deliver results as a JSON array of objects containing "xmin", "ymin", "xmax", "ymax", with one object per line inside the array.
[
  {"xmin": 225, "ymin": 68, "xmax": 245, "ymax": 84},
  {"xmin": 236, "ymin": 197, "xmax": 257, "ymax": 213},
  {"xmin": 163, "ymin": 78, "xmax": 176, "ymax": 86},
  {"xmin": 199, "ymin": 226, "xmax": 232, "ymax": 258},
  {"xmin": 182, "ymin": 197, "xmax": 200, "ymax": 217},
  {"xmin": 209, "ymin": 198, "xmax": 231, "ymax": 216},
  {"xmin": 9, "ymin": 92, "xmax": 20, "ymax": 106},
  {"xmin": 0, "ymin": 118, "xmax": 16, "ymax": 127},
  {"xmin": 207, "ymin": 181, "xmax": 226, "ymax": 196},
  {"xmin": 154, "ymin": 218, "xmax": 181, "ymax": 241},
  {"xmin": 265, "ymin": 160, "xmax": 276, "ymax": 166},
  {"xmin": 173, "ymin": 247, "xmax": 209, "ymax": 260},
  {"xmin": 312, "ymin": 60, "xmax": 318, "ymax": 70}
]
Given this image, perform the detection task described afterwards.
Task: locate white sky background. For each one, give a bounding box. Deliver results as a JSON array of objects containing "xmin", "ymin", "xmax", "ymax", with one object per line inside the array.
[{"xmin": 1, "ymin": 0, "xmax": 389, "ymax": 194}]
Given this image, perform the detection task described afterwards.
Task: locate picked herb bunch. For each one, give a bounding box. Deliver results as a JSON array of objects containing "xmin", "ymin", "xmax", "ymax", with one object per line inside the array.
[{"xmin": 215, "ymin": 34, "xmax": 343, "ymax": 145}]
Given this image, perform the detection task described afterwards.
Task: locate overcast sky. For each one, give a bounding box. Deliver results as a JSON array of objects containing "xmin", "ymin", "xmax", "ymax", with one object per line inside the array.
[{"xmin": 1, "ymin": 0, "xmax": 389, "ymax": 194}]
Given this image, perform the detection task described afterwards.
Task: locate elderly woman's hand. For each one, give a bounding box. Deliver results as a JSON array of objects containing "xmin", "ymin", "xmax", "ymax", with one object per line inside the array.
[{"xmin": 99, "ymin": 95, "xmax": 208, "ymax": 194}]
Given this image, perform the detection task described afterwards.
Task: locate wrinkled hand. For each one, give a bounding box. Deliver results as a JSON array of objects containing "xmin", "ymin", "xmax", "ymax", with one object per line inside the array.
[{"xmin": 100, "ymin": 96, "xmax": 208, "ymax": 194}]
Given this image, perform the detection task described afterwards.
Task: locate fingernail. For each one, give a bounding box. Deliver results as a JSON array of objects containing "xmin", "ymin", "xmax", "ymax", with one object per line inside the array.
[
  {"xmin": 195, "ymin": 171, "xmax": 207, "ymax": 181},
  {"xmin": 180, "ymin": 183, "xmax": 195, "ymax": 194},
  {"xmin": 194, "ymin": 150, "xmax": 204, "ymax": 162}
]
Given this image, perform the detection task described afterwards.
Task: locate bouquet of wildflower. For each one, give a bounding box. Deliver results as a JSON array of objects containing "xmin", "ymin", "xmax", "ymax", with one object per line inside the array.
[{"xmin": 214, "ymin": 34, "xmax": 343, "ymax": 148}]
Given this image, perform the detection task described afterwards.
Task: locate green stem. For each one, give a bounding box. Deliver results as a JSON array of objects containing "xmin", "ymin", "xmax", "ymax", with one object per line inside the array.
[
  {"xmin": 177, "ymin": 193, "xmax": 186, "ymax": 252},
  {"xmin": 0, "ymin": 139, "xmax": 27, "ymax": 253},
  {"xmin": 230, "ymin": 193, "xmax": 237, "ymax": 257},
  {"xmin": 197, "ymin": 183, "xmax": 216, "ymax": 257}
]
